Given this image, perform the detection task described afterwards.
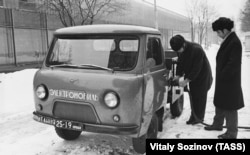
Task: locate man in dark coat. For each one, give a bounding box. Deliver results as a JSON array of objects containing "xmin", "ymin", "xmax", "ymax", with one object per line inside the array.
[
  {"xmin": 204, "ymin": 17, "xmax": 244, "ymax": 139},
  {"xmin": 170, "ymin": 35, "xmax": 213, "ymax": 125}
]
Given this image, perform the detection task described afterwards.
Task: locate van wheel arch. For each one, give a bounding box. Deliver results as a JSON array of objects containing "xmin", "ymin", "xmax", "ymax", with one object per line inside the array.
[{"xmin": 132, "ymin": 113, "xmax": 158, "ymax": 154}]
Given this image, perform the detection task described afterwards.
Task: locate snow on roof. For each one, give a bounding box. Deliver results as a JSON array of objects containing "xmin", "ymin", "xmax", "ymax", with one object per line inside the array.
[{"xmin": 54, "ymin": 24, "xmax": 161, "ymax": 35}]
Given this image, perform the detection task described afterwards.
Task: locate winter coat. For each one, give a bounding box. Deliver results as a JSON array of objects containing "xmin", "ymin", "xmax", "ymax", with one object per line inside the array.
[
  {"xmin": 176, "ymin": 41, "xmax": 213, "ymax": 92},
  {"xmin": 214, "ymin": 32, "xmax": 244, "ymax": 110}
]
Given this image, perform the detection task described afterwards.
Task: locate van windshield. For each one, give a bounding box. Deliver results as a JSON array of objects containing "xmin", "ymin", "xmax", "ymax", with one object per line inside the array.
[{"xmin": 46, "ymin": 37, "xmax": 139, "ymax": 71}]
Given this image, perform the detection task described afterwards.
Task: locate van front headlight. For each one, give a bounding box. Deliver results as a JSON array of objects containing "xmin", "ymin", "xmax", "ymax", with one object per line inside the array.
[
  {"xmin": 36, "ymin": 85, "xmax": 48, "ymax": 100},
  {"xmin": 104, "ymin": 92, "xmax": 119, "ymax": 109}
]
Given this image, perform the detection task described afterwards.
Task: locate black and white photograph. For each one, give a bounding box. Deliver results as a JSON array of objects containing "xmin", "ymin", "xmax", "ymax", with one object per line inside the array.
[{"xmin": 0, "ymin": 0, "xmax": 250, "ymax": 154}]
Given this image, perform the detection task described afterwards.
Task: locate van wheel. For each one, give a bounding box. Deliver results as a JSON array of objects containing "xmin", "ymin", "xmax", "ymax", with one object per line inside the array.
[
  {"xmin": 55, "ymin": 127, "xmax": 81, "ymax": 140},
  {"xmin": 132, "ymin": 114, "xmax": 158, "ymax": 154},
  {"xmin": 170, "ymin": 95, "xmax": 184, "ymax": 117}
]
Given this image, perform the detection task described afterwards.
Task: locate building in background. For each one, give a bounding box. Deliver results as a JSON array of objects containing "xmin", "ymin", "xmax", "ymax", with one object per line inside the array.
[{"xmin": 0, "ymin": 0, "xmax": 190, "ymax": 72}]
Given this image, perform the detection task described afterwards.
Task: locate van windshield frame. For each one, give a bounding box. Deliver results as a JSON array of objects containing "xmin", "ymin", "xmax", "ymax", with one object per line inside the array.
[{"xmin": 46, "ymin": 35, "xmax": 140, "ymax": 71}]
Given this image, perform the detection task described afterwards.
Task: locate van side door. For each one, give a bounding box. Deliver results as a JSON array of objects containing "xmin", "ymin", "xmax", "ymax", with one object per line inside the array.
[{"xmin": 143, "ymin": 36, "xmax": 168, "ymax": 115}]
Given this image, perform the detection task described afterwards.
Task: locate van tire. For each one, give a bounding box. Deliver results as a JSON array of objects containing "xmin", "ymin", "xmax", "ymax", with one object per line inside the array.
[
  {"xmin": 55, "ymin": 127, "xmax": 81, "ymax": 140},
  {"xmin": 170, "ymin": 95, "xmax": 184, "ymax": 117},
  {"xmin": 132, "ymin": 114, "xmax": 158, "ymax": 154}
]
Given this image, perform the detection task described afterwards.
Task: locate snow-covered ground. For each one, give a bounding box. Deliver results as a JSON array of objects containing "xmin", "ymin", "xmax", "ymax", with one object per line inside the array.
[{"xmin": 0, "ymin": 44, "xmax": 249, "ymax": 155}]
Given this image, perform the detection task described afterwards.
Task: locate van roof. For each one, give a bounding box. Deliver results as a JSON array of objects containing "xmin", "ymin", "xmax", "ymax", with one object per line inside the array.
[{"xmin": 54, "ymin": 24, "xmax": 161, "ymax": 36}]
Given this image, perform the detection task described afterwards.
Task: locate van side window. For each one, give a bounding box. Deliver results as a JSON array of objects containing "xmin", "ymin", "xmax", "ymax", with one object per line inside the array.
[{"xmin": 147, "ymin": 38, "xmax": 163, "ymax": 66}]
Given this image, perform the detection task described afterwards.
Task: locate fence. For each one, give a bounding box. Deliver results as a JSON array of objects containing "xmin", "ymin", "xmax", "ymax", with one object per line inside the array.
[
  {"xmin": 0, "ymin": 7, "xmax": 63, "ymax": 72},
  {"xmin": 0, "ymin": 4, "xmax": 191, "ymax": 72}
]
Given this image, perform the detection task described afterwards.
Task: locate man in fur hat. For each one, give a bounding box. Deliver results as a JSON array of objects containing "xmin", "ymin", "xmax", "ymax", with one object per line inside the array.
[{"xmin": 204, "ymin": 17, "xmax": 244, "ymax": 139}]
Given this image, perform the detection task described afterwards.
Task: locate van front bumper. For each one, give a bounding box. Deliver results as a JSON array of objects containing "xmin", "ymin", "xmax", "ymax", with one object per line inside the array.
[{"xmin": 33, "ymin": 111, "xmax": 139, "ymax": 135}]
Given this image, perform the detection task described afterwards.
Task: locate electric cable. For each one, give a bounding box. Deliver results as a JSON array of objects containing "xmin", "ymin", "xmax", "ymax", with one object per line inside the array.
[
  {"xmin": 169, "ymin": 54, "xmax": 250, "ymax": 130},
  {"xmin": 186, "ymin": 86, "xmax": 250, "ymax": 130}
]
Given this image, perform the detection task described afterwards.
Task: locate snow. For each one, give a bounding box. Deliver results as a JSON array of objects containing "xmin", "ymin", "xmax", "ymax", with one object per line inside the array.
[{"xmin": 0, "ymin": 44, "xmax": 250, "ymax": 155}]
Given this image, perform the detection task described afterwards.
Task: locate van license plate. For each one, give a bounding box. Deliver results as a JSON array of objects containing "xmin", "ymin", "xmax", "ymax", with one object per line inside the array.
[{"xmin": 35, "ymin": 115, "xmax": 83, "ymax": 131}]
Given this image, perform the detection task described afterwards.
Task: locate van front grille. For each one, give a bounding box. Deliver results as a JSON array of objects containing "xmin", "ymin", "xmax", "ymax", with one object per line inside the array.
[{"xmin": 53, "ymin": 101, "xmax": 98, "ymax": 123}]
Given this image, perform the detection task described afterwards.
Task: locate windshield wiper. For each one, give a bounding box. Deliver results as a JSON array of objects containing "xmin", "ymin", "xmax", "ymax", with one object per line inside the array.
[
  {"xmin": 50, "ymin": 63, "xmax": 113, "ymax": 72},
  {"xmin": 78, "ymin": 64, "xmax": 114, "ymax": 72},
  {"xmin": 50, "ymin": 64, "xmax": 79, "ymax": 68}
]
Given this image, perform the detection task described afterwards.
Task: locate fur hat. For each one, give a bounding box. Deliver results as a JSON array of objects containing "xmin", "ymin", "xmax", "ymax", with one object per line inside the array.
[
  {"xmin": 170, "ymin": 35, "xmax": 185, "ymax": 51},
  {"xmin": 212, "ymin": 17, "xmax": 234, "ymax": 31}
]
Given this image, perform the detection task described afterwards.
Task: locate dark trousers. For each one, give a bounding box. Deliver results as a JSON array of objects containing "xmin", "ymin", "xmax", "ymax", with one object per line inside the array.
[
  {"xmin": 212, "ymin": 107, "xmax": 238, "ymax": 138},
  {"xmin": 189, "ymin": 86, "xmax": 208, "ymax": 121}
]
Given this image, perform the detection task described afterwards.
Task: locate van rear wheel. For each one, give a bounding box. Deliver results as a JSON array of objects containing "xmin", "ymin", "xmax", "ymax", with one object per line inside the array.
[
  {"xmin": 170, "ymin": 95, "xmax": 184, "ymax": 117},
  {"xmin": 132, "ymin": 114, "xmax": 158, "ymax": 154},
  {"xmin": 55, "ymin": 127, "xmax": 81, "ymax": 140}
]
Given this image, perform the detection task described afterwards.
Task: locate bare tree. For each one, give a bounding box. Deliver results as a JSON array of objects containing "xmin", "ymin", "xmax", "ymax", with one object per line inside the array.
[
  {"xmin": 185, "ymin": 0, "xmax": 218, "ymax": 47},
  {"xmin": 241, "ymin": 0, "xmax": 250, "ymax": 32},
  {"xmin": 185, "ymin": 0, "xmax": 198, "ymax": 42},
  {"xmin": 38, "ymin": 0, "xmax": 129, "ymax": 27}
]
